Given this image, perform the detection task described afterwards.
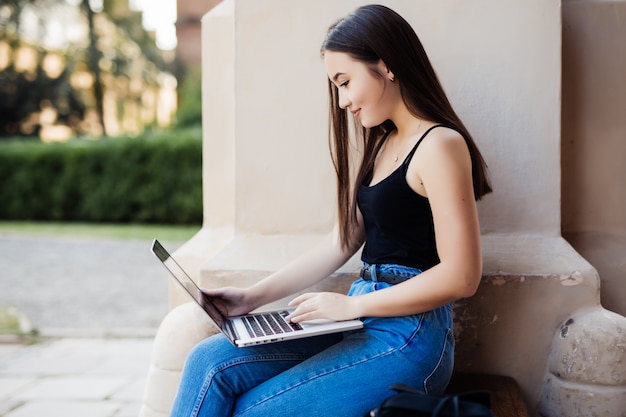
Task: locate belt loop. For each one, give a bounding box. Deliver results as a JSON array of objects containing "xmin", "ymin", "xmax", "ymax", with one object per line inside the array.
[{"xmin": 371, "ymin": 264, "xmax": 378, "ymax": 282}]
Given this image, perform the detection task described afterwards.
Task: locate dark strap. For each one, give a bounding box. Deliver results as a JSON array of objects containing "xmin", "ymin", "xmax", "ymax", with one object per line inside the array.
[
  {"xmin": 402, "ymin": 124, "xmax": 446, "ymax": 167},
  {"xmin": 371, "ymin": 384, "xmax": 494, "ymax": 417},
  {"xmin": 374, "ymin": 392, "xmax": 493, "ymax": 417}
]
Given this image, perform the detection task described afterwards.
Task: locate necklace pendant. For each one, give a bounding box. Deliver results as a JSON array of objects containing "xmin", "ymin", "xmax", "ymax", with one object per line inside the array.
[{"xmin": 393, "ymin": 155, "xmax": 399, "ymax": 163}]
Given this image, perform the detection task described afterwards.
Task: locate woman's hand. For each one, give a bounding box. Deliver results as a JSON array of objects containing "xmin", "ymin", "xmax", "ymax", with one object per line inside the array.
[
  {"xmin": 287, "ymin": 292, "xmax": 361, "ymax": 323},
  {"xmin": 199, "ymin": 287, "xmax": 259, "ymax": 317}
]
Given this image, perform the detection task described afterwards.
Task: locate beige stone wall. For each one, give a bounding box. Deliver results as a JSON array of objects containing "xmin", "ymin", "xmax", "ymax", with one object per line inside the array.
[
  {"xmin": 561, "ymin": 0, "xmax": 626, "ymax": 317},
  {"xmin": 198, "ymin": 0, "xmax": 562, "ymax": 240},
  {"xmin": 562, "ymin": 0, "xmax": 626, "ymax": 237}
]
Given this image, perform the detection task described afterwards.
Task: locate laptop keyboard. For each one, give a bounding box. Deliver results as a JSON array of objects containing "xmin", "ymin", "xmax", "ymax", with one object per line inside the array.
[{"xmin": 241, "ymin": 311, "xmax": 303, "ymax": 338}]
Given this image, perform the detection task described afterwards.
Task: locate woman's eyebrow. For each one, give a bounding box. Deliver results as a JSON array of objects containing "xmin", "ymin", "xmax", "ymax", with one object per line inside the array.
[{"xmin": 332, "ymin": 72, "xmax": 346, "ymax": 82}]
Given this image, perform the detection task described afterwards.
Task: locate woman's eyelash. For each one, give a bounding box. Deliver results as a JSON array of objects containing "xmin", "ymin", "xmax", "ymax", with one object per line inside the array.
[{"xmin": 339, "ymin": 80, "xmax": 349, "ymax": 87}]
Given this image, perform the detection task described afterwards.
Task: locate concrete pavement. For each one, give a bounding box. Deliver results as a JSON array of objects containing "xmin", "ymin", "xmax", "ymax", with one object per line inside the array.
[
  {"xmin": 0, "ymin": 234, "xmax": 176, "ymax": 336},
  {"xmin": 0, "ymin": 337, "xmax": 154, "ymax": 417},
  {"xmin": 0, "ymin": 233, "xmax": 184, "ymax": 417}
]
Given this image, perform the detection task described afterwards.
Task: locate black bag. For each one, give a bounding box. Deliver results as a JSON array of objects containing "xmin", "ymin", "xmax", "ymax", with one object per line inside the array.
[{"xmin": 365, "ymin": 384, "xmax": 494, "ymax": 417}]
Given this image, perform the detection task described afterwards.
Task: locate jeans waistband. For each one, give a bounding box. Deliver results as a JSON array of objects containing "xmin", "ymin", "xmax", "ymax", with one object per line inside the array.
[{"xmin": 359, "ymin": 263, "xmax": 422, "ymax": 285}]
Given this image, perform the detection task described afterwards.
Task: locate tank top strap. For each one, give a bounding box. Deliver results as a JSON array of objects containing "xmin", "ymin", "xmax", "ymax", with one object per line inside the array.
[{"xmin": 402, "ymin": 124, "xmax": 447, "ymax": 167}]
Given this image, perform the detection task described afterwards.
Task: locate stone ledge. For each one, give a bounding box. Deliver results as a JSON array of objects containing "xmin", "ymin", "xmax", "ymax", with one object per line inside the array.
[
  {"xmin": 455, "ymin": 234, "xmax": 600, "ymax": 415},
  {"xmin": 564, "ymin": 231, "xmax": 626, "ymax": 316},
  {"xmin": 178, "ymin": 231, "xmax": 598, "ymax": 284}
]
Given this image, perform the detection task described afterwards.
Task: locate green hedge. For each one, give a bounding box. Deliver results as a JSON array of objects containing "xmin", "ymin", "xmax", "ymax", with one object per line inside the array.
[{"xmin": 0, "ymin": 129, "xmax": 203, "ymax": 224}]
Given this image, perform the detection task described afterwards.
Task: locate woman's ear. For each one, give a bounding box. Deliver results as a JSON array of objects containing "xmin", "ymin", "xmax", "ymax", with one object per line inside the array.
[{"xmin": 378, "ymin": 59, "xmax": 395, "ymax": 82}]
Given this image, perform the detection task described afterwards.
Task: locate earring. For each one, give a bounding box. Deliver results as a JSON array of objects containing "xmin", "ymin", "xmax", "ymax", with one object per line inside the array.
[{"xmin": 389, "ymin": 75, "xmax": 395, "ymax": 82}]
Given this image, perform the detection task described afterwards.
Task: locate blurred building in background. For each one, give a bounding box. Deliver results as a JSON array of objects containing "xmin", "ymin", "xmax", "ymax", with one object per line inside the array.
[{"xmin": 176, "ymin": 0, "xmax": 221, "ymax": 67}]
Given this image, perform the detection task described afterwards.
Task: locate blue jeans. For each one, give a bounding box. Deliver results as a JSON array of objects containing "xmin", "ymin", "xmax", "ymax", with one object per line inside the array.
[{"xmin": 169, "ymin": 264, "xmax": 454, "ymax": 417}]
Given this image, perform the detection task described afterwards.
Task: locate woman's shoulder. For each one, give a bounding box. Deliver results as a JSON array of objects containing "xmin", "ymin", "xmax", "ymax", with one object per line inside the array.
[
  {"xmin": 409, "ymin": 124, "xmax": 472, "ymax": 182},
  {"xmin": 418, "ymin": 124, "xmax": 468, "ymax": 156},
  {"xmin": 405, "ymin": 123, "xmax": 472, "ymax": 197}
]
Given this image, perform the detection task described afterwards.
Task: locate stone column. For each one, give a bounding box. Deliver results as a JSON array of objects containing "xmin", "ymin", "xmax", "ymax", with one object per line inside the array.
[{"xmin": 178, "ymin": 0, "xmax": 568, "ymax": 304}]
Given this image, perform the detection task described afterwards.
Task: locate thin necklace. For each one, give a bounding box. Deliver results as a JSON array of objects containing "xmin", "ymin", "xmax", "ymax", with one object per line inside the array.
[{"xmin": 393, "ymin": 119, "xmax": 422, "ymax": 163}]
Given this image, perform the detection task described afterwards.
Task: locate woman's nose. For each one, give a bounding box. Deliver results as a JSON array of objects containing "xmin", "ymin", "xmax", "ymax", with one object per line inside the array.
[{"xmin": 338, "ymin": 91, "xmax": 351, "ymax": 109}]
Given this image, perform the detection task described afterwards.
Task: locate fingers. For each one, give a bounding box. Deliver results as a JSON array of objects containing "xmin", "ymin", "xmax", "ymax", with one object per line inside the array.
[
  {"xmin": 286, "ymin": 307, "xmax": 313, "ymax": 323},
  {"xmin": 197, "ymin": 289, "xmax": 229, "ymax": 316},
  {"xmin": 288, "ymin": 292, "xmax": 315, "ymax": 307},
  {"xmin": 287, "ymin": 293, "xmax": 321, "ymax": 323},
  {"xmin": 289, "ymin": 292, "xmax": 359, "ymax": 323},
  {"xmin": 200, "ymin": 287, "xmax": 224, "ymax": 297}
]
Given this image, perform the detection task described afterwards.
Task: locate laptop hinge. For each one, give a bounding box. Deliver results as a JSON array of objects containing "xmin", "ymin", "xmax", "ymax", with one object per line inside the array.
[{"xmin": 225, "ymin": 320, "xmax": 240, "ymax": 343}]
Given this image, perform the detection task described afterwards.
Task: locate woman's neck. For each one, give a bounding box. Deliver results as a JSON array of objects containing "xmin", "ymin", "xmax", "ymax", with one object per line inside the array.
[
  {"xmin": 390, "ymin": 105, "xmax": 423, "ymax": 141},
  {"xmin": 392, "ymin": 118, "xmax": 424, "ymax": 142}
]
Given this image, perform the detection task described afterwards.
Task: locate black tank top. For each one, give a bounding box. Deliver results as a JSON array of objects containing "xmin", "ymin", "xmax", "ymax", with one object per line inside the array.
[{"xmin": 358, "ymin": 125, "xmax": 443, "ymax": 270}]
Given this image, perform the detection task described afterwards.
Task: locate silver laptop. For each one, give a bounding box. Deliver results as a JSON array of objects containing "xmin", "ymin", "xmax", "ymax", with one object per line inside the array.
[{"xmin": 151, "ymin": 239, "xmax": 363, "ymax": 347}]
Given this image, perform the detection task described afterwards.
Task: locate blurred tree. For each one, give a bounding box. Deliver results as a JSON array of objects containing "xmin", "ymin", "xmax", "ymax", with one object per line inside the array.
[
  {"xmin": 81, "ymin": 0, "xmax": 106, "ymax": 135},
  {"xmin": 0, "ymin": 0, "xmax": 87, "ymax": 138},
  {"xmin": 175, "ymin": 67, "xmax": 202, "ymax": 128},
  {"xmin": 0, "ymin": 57, "xmax": 87, "ymax": 138},
  {"xmin": 0, "ymin": 0, "xmax": 177, "ymax": 140},
  {"xmin": 102, "ymin": 0, "xmax": 173, "ymax": 74}
]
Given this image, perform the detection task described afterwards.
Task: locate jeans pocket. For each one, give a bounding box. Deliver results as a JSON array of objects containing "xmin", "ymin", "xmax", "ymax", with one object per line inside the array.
[
  {"xmin": 348, "ymin": 279, "xmax": 375, "ymax": 296},
  {"xmin": 423, "ymin": 327, "xmax": 455, "ymax": 394}
]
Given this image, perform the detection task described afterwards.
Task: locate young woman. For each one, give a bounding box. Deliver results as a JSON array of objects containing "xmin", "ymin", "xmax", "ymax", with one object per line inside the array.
[{"xmin": 169, "ymin": 4, "xmax": 491, "ymax": 417}]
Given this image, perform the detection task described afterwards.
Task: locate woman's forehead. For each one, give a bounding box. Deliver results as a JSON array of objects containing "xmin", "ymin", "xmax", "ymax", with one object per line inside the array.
[{"xmin": 324, "ymin": 52, "xmax": 360, "ymax": 78}]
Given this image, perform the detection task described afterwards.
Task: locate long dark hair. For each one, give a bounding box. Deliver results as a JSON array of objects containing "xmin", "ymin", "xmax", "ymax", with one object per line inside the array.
[{"xmin": 321, "ymin": 4, "xmax": 492, "ymax": 251}]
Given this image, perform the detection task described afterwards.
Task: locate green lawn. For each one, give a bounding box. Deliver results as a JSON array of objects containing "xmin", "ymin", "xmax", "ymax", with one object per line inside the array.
[{"xmin": 0, "ymin": 221, "xmax": 201, "ymax": 242}]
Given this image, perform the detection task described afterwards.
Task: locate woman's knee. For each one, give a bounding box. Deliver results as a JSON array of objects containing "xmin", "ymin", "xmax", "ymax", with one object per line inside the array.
[{"xmin": 183, "ymin": 335, "xmax": 233, "ymax": 373}]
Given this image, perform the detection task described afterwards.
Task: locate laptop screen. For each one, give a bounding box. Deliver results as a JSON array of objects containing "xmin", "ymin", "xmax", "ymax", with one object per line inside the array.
[{"xmin": 151, "ymin": 240, "xmax": 226, "ymax": 330}]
